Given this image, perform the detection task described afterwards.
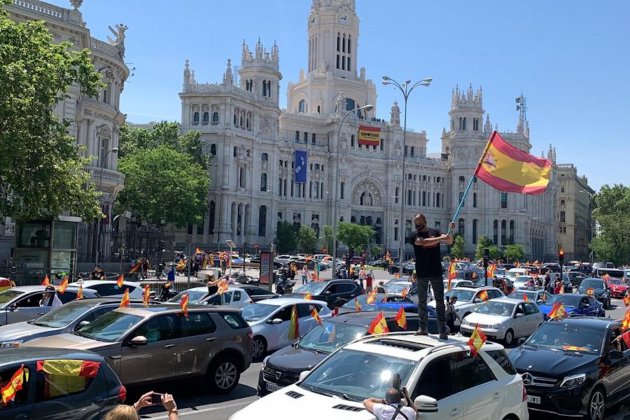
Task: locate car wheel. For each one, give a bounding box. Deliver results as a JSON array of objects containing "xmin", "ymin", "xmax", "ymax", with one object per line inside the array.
[
  {"xmin": 252, "ymin": 336, "xmax": 267, "ymax": 360},
  {"xmin": 504, "ymin": 329, "xmax": 515, "ymax": 346},
  {"xmin": 207, "ymin": 356, "xmax": 240, "ymax": 394},
  {"xmin": 587, "ymin": 387, "xmax": 606, "ymax": 420}
]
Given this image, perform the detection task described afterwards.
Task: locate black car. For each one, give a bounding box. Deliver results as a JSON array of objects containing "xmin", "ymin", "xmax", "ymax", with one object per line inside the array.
[
  {"xmin": 509, "ymin": 317, "xmax": 630, "ymax": 419},
  {"xmin": 387, "ymin": 262, "xmax": 414, "ymax": 275},
  {"xmin": 566, "ymin": 270, "xmax": 588, "ymax": 288},
  {"xmin": 288, "ymin": 279, "xmax": 363, "ymax": 308},
  {"xmin": 257, "ymin": 311, "xmax": 423, "ymax": 396},
  {"xmin": 238, "ymin": 285, "xmax": 280, "ymax": 302},
  {"xmin": 578, "ymin": 278, "xmax": 611, "ymax": 309}
]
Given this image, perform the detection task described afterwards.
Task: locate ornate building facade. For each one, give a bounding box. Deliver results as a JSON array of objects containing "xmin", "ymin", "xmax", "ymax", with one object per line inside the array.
[
  {"xmin": 178, "ymin": 0, "xmax": 562, "ymax": 261},
  {"xmin": 2, "ymin": 0, "xmax": 128, "ymax": 278}
]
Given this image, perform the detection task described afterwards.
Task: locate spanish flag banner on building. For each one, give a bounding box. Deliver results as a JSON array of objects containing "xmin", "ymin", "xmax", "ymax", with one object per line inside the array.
[
  {"xmin": 358, "ymin": 125, "xmax": 381, "ymax": 146},
  {"xmin": 475, "ymin": 131, "xmax": 552, "ymax": 195},
  {"xmin": 288, "ymin": 305, "xmax": 299, "ymax": 339}
]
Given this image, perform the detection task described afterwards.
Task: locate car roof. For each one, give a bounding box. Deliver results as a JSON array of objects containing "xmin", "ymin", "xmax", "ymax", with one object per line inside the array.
[
  {"xmin": 255, "ymin": 297, "xmax": 327, "ymax": 306},
  {"xmin": 329, "ymin": 311, "xmax": 419, "ymax": 326},
  {"xmin": 71, "ymin": 280, "xmax": 142, "ymax": 287},
  {"xmin": 343, "ymin": 333, "xmax": 503, "ymax": 362},
  {"xmin": 115, "ymin": 305, "xmax": 243, "ymax": 316},
  {"xmin": 0, "ymin": 347, "xmax": 105, "ymax": 366},
  {"xmin": 550, "ymin": 317, "xmax": 620, "ymax": 329},
  {"xmin": 491, "ymin": 297, "xmax": 528, "ymax": 304},
  {"xmin": 2, "ymin": 285, "xmax": 83, "ymax": 293}
]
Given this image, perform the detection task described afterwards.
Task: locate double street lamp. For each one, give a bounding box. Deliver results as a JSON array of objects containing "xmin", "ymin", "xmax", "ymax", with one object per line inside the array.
[
  {"xmin": 382, "ymin": 76, "xmax": 432, "ymax": 275},
  {"xmin": 331, "ymin": 103, "xmax": 374, "ymax": 276},
  {"xmin": 95, "ymin": 146, "xmax": 119, "ymax": 267}
]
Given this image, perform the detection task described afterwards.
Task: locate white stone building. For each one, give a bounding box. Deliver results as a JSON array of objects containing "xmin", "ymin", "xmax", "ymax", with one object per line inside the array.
[{"xmin": 178, "ymin": 0, "xmax": 561, "ymax": 261}]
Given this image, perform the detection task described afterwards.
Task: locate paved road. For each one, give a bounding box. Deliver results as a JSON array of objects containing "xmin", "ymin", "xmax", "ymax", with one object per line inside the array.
[{"xmin": 137, "ymin": 269, "xmax": 630, "ymax": 420}]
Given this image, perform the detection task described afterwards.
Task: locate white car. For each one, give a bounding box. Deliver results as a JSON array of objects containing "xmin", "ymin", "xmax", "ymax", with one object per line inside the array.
[
  {"xmin": 167, "ymin": 286, "xmax": 253, "ymax": 309},
  {"xmin": 443, "ymin": 279, "xmax": 475, "ymax": 289},
  {"xmin": 229, "ymin": 334, "xmax": 528, "ymax": 420},
  {"xmin": 69, "ymin": 280, "xmax": 144, "ymax": 300},
  {"xmin": 429, "ymin": 286, "xmax": 504, "ymax": 324},
  {"xmin": 274, "ymin": 255, "xmax": 295, "ymax": 266},
  {"xmin": 242, "ymin": 297, "xmax": 331, "ymax": 360},
  {"xmin": 460, "ymin": 297, "xmax": 544, "ymax": 346}
]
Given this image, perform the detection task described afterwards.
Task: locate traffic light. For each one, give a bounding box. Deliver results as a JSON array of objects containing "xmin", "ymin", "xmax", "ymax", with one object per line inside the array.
[{"xmin": 558, "ymin": 249, "xmax": 564, "ymax": 265}]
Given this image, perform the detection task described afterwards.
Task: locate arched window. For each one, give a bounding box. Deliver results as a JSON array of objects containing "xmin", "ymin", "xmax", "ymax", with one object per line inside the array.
[
  {"xmin": 261, "ymin": 153, "xmax": 268, "ymax": 162},
  {"xmin": 298, "ymin": 100, "xmax": 306, "ymax": 113},
  {"xmin": 560, "ymin": 199, "xmax": 565, "ymax": 206},
  {"xmin": 459, "ymin": 176, "xmax": 465, "ymax": 189},
  {"xmin": 472, "ymin": 219, "xmax": 478, "ymax": 244},
  {"xmin": 501, "ymin": 220, "xmax": 507, "ymax": 244},
  {"xmin": 458, "ymin": 218, "xmax": 465, "ymax": 237},
  {"xmin": 509, "ymin": 220, "xmax": 515, "ymax": 244},
  {"xmin": 260, "ymin": 173, "xmax": 267, "ymax": 191},
  {"xmin": 192, "ymin": 111, "xmax": 200, "ymax": 125},
  {"xmin": 493, "ymin": 220, "xmax": 498, "ymax": 244},
  {"xmin": 345, "ymin": 98, "xmax": 356, "ymax": 111},
  {"xmin": 202, "ymin": 111, "xmax": 209, "ymax": 125},
  {"xmin": 258, "ymin": 206, "xmax": 267, "ymax": 236},
  {"xmin": 210, "ymin": 144, "xmax": 216, "ymax": 156}
]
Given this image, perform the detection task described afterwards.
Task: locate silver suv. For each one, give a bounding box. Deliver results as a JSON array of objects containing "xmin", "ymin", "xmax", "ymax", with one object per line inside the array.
[{"xmin": 23, "ymin": 305, "xmax": 252, "ymax": 393}]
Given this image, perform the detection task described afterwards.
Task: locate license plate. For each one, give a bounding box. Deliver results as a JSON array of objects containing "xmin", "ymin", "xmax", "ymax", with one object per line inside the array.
[
  {"xmin": 266, "ymin": 382, "xmax": 281, "ymax": 392},
  {"xmin": 527, "ymin": 395, "xmax": 541, "ymax": 404}
]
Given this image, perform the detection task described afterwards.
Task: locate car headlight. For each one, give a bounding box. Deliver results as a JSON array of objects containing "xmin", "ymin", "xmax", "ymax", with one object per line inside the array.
[
  {"xmin": 0, "ymin": 340, "xmax": 23, "ymax": 349},
  {"xmin": 492, "ymin": 324, "xmax": 501, "ymax": 329},
  {"xmin": 560, "ymin": 373, "xmax": 586, "ymax": 388}
]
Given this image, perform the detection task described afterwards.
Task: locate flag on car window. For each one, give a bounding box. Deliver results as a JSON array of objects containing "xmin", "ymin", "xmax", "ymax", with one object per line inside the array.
[
  {"xmin": 76, "ymin": 285, "xmax": 83, "ymax": 300},
  {"xmin": 180, "ymin": 293, "xmax": 189, "ymax": 318},
  {"xmin": 522, "ymin": 294, "xmax": 528, "ymax": 302},
  {"xmin": 217, "ymin": 279, "xmax": 229, "ymax": 295},
  {"xmin": 586, "ymin": 288, "xmax": 594, "ymax": 297},
  {"xmin": 304, "ymin": 292, "xmax": 312, "ymax": 300},
  {"xmin": 310, "ymin": 308, "xmax": 322, "ymax": 325},
  {"xmin": 548, "ymin": 302, "xmax": 568, "ymax": 320},
  {"xmin": 57, "ymin": 276, "xmax": 68, "ymax": 294},
  {"xmin": 42, "ymin": 275, "xmax": 50, "ymax": 286},
  {"xmin": 468, "ymin": 324, "xmax": 487, "ymax": 357},
  {"xmin": 478, "ymin": 290, "xmax": 489, "ymax": 302},
  {"xmin": 36, "ymin": 360, "xmax": 100, "ymax": 378},
  {"xmin": 622, "ymin": 308, "xmax": 630, "ymax": 332},
  {"xmin": 366, "ymin": 289, "xmax": 378, "ymax": 304},
  {"xmin": 624, "ymin": 294, "xmax": 630, "ymax": 307},
  {"xmin": 354, "ymin": 297, "xmax": 362, "ymax": 312},
  {"xmin": 621, "ymin": 331, "xmax": 630, "ymax": 348},
  {"xmin": 119, "ymin": 289, "xmax": 130, "ymax": 308},
  {"xmin": 474, "ymin": 131, "xmax": 552, "ymax": 195},
  {"xmin": 143, "ymin": 285, "xmax": 150, "ymax": 307},
  {"xmin": 1, "ymin": 364, "xmax": 25, "ymax": 406},
  {"xmin": 395, "ymin": 307, "xmax": 407, "ymax": 330},
  {"xmin": 367, "ymin": 312, "xmax": 389, "ymax": 335},
  {"xmin": 117, "ymin": 274, "xmax": 124, "ymax": 288},
  {"xmin": 288, "ymin": 305, "xmax": 299, "ymax": 339}
]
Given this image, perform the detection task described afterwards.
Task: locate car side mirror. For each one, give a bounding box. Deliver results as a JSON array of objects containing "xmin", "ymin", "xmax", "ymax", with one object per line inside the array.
[
  {"xmin": 414, "ymin": 395, "xmax": 438, "ymax": 413},
  {"xmin": 515, "ymin": 313, "xmax": 524, "ymax": 318},
  {"xmin": 8, "ymin": 305, "xmax": 17, "ymax": 312},
  {"xmin": 473, "ymin": 298, "xmax": 482, "ymax": 303},
  {"xmin": 610, "ymin": 349, "xmax": 623, "ymax": 360},
  {"xmin": 130, "ymin": 336, "xmax": 148, "ymax": 346},
  {"xmin": 298, "ymin": 370, "xmax": 310, "ymax": 383},
  {"xmin": 77, "ymin": 320, "xmax": 90, "ymax": 328},
  {"xmin": 517, "ymin": 337, "xmax": 527, "ymax": 345},
  {"xmin": 267, "ymin": 318, "xmax": 283, "ymax": 325}
]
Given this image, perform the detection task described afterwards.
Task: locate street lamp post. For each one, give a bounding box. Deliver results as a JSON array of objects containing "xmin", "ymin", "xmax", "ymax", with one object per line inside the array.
[
  {"xmin": 381, "ymin": 76, "xmax": 432, "ymax": 275},
  {"xmin": 95, "ymin": 146, "xmax": 119, "ymax": 268},
  {"xmin": 331, "ymin": 103, "xmax": 374, "ymax": 278}
]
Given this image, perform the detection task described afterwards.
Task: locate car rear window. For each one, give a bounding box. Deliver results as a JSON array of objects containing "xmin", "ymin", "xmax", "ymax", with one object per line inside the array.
[
  {"xmin": 219, "ymin": 312, "xmax": 248, "ymax": 329},
  {"xmin": 486, "ymin": 349, "xmax": 517, "ymax": 375}
]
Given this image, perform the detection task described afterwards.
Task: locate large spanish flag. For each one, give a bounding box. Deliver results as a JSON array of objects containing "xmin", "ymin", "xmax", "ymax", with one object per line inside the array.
[
  {"xmin": 475, "ymin": 131, "xmax": 552, "ymax": 195},
  {"xmin": 358, "ymin": 125, "xmax": 381, "ymax": 146}
]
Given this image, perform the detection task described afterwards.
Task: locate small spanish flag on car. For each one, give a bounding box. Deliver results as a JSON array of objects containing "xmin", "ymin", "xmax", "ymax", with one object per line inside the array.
[
  {"xmin": 143, "ymin": 285, "xmax": 150, "ymax": 307},
  {"xmin": 621, "ymin": 308, "xmax": 630, "ymax": 332},
  {"xmin": 367, "ymin": 312, "xmax": 389, "ymax": 335},
  {"xmin": 468, "ymin": 324, "xmax": 487, "ymax": 357},
  {"xmin": 548, "ymin": 301, "xmax": 568, "ymax": 320},
  {"xmin": 624, "ymin": 294, "xmax": 630, "ymax": 307},
  {"xmin": 119, "ymin": 288, "xmax": 130, "ymax": 308},
  {"xmin": 180, "ymin": 293, "xmax": 189, "ymax": 318},
  {"xmin": 116, "ymin": 274, "xmax": 124, "ymax": 288},
  {"xmin": 304, "ymin": 292, "xmax": 312, "ymax": 300},
  {"xmin": 394, "ymin": 307, "xmax": 407, "ymax": 330},
  {"xmin": 1, "ymin": 364, "xmax": 25, "ymax": 406},
  {"xmin": 478, "ymin": 290, "xmax": 489, "ymax": 302},
  {"xmin": 217, "ymin": 279, "xmax": 229, "ymax": 295},
  {"xmin": 354, "ymin": 297, "xmax": 362, "ymax": 312},
  {"xmin": 57, "ymin": 276, "xmax": 68, "ymax": 294},
  {"xmin": 310, "ymin": 308, "xmax": 322, "ymax": 325},
  {"xmin": 366, "ymin": 289, "xmax": 378, "ymax": 304},
  {"xmin": 42, "ymin": 275, "xmax": 50, "ymax": 286},
  {"xmin": 288, "ymin": 305, "xmax": 299, "ymax": 339},
  {"xmin": 76, "ymin": 285, "xmax": 83, "ymax": 300},
  {"xmin": 36, "ymin": 360, "xmax": 100, "ymax": 378}
]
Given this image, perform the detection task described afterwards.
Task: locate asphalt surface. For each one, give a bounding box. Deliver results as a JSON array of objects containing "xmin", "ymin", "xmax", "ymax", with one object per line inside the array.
[{"xmin": 133, "ymin": 268, "xmax": 630, "ymax": 420}]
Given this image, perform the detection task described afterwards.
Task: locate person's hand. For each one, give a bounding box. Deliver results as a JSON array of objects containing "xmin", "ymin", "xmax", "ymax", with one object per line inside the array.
[
  {"xmin": 162, "ymin": 393, "xmax": 177, "ymax": 414},
  {"xmin": 133, "ymin": 390, "xmax": 154, "ymax": 411},
  {"xmin": 448, "ymin": 222, "xmax": 456, "ymax": 231}
]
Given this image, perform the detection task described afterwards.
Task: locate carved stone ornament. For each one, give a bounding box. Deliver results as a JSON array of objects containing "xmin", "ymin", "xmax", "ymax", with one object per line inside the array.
[
  {"xmin": 351, "ymin": 179, "xmax": 383, "ymax": 207},
  {"xmin": 70, "ymin": 0, "xmax": 83, "ymax": 10}
]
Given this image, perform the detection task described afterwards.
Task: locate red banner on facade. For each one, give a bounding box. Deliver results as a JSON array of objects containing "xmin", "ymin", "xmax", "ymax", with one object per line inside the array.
[{"xmin": 358, "ymin": 125, "xmax": 381, "ymax": 146}]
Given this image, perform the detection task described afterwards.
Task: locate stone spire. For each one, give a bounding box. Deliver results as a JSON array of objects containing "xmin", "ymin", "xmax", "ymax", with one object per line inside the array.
[
  {"xmin": 223, "ymin": 59, "xmax": 233, "ymax": 85},
  {"xmin": 183, "ymin": 59, "xmax": 191, "ymax": 90},
  {"xmin": 484, "ymin": 114, "xmax": 492, "ymax": 136},
  {"xmin": 390, "ymin": 101, "xmax": 401, "ymax": 127},
  {"xmin": 547, "ymin": 144, "xmax": 556, "ymax": 163}
]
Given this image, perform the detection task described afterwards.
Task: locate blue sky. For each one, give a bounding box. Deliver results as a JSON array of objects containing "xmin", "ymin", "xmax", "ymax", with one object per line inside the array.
[{"xmin": 47, "ymin": 0, "xmax": 630, "ymax": 191}]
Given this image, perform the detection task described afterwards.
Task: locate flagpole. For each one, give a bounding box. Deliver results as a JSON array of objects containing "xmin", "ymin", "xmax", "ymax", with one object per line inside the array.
[{"xmin": 446, "ymin": 131, "xmax": 496, "ymax": 236}]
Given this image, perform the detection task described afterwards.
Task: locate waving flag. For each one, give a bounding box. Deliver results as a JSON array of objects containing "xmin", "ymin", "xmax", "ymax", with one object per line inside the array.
[
  {"xmin": 549, "ymin": 301, "xmax": 568, "ymax": 320},
  {"xmin": 447, "ymin": 262, "xmax": 457, "ymax": 290},
  {"xmin": 354, "ymin": 297, "xmax": 362, "ymax": 312},
  {"xmin": 366, "ymin": 289, "xmax": 378, "ymax": 304},
  {"xmin": 143, "ymin": 285, "xmax": 150, "ymax": 307},
  {"xmin": 129, "ymin": 261, "xmax": 142, "ymax": 273},
  {"xmin": 1, "ymin": 364, "xmax": 25, "ymax": 406},
  {"xmin": 478, "ymin": 290, "xmax": 489, "ymax": 302},
  {"xmin": 119, "ymin": 288, "xmax": 130, "ymax": 308},
  {"xmin": 401, "ymin": 287, "xmax": 408, "ymax": 299},
  {"xmin": 620, "ymin": 330, "xmax": 630, "ymax": 348},
  {"xmin": 475, "ymin": 131, "xmax": 552, "ymax": 195},
  {"xmin": 57, "ymin": 276, "xmax": 68, "ymax": 294},
  {"xmin": 304, "ymin": 292, "xmax": 312, "ymax": 300},
  {"xmin": 288, "ymin": 305, "xmax": 299, "ymax": 339},
  {"xmin": 622, "ymin": 308, "xmax": 630, "ymax": 332},
  {"xmin": 180, "ymin": 293, "xmax": 189, "ymax": 318},
  {"xmin": 76, "ymin": 285, "xmax": 83, "ymax": 300},
  {"xmin": 367, "ymin": 312, "xmax": 389, "ymax": 335},
  {"xmin": 310, "ymin": 308, "xmax": 322, "ymax": 325},
  {"xmin": 522, "ymin": 293, "xmax": 528, "ymax": 302},
  {"xmin": 468, "ymin": 324, "xmax": 487, "ymax": 356},
  {"xmin": 487, "ymin": 264, "xmax": 496, "ymax": 279},
  {"xmin": 394, "ymin": 307, "xmax": 407, "ymax": 330},
  {"xmin": 37, "ymin": 360, "xmax": 100, "ymax": 378},
  {"xmin": 42, "ymin": 275, "xmax": 50, "ymax": 286},
  {"xmin": 117, "ymin": 274, "xmax": 124, "ymax": 288},
  {"xmin": 217, "ymin": 279, "xmax": 229, "ymax": 295},
  {"xmin": 624, "ymin": 294, "xmax": 630, "ymax": 307},
  {"xmin": 195, "ymin": 247, "xmax": 202, "ymax": 254}
]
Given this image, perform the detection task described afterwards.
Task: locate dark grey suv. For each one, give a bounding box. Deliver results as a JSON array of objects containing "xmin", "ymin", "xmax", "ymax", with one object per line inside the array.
[{"xmin": 23, "ymin": 306, "xmax": 252, "ymax": 393}]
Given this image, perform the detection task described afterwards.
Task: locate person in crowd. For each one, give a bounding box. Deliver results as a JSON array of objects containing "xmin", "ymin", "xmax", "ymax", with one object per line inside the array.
[
  {"xmin": 39, "ymin": 285, "xmax": 62, "ymax": 308},
  {"xmin": 105, "ymin": 391, "xmax": 178, "ymax": 420},
  {"xmin": 363, "ymin": 387, "xmax": 416, "ymax": 420},
  {"xmin": 206, "ymin": 273, "xmax": 219, "ymax": 295},
  {"xmin": 408, "ymin": 213, "xmax": 454, "ymax": 339},
  {"xmin": 301, "ymin": 264, "xmax": 309, "ymax": 285},
  {"xmin": 366, "ymin": 268, "xmax": 374, "ymax": 292},
  {"xmin": 445, "ymin": 296, "xmax": 460, "ymax": 334}
]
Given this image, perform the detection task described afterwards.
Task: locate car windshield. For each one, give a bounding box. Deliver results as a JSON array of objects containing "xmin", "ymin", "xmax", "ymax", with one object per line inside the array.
[
  {"xmin": 581, "ymin": 279, "xmax": 604, "ymax": 289},
  {"xmin": 545, "ymin": 294, "xmax": 581, "ymax": 307},
  {"xmin": 0, "ymin": 289, "xmax": 24, "ymax": 307},
  {"xmin": 293, "ymin": 282, "xmax": 328, "ymax": 295},
  {"xmin": 76, "ymin": 311, "xmax": 143, "ymax": 342},
  {"xmin": 32, "ymin": 300, "xmax": 99, "ymax": 328},
  {"xmin": 168, "ymin": 289, "xmax": 207, "ymax": 304},
  {"xmin": 298, "ymin": 322, "xmax": 366, "ymax": 353},
  {"xmin": 300, "ymin": 348, "xmax": 416, "ymax": 401},
  {"xmin": 607, "ymin": 279, "xmax": 623, "ymax": 285},
  {"xmin": 525, "ymin": 321, "xmax": 606, "ymax": 353},
  {"xmin": 509, "ymin": 290, "xmax": 539, "ymax": 301},
  {"xmin": 385, "ymin": 283, "xmax": 411, "ymax": 294},
  {"xmin": 475, "ymin": 301, "xmax": 515, "ymax": 316},
  {"xmin": 514, "ymin": 276, "xmax": 531, "ymax": 283},
  {"xmin": 241, "ymin": 303, "xmax": 278, "ymax": 322},
  {"xmin": 445, "ymin": 289, "xmax": 474, "ymax": 302}
]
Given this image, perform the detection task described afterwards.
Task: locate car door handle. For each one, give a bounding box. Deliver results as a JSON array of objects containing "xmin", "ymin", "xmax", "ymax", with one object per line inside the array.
[
  {"xmin": 450, "ymin": 407, "xmax": 460, "ymax": 416},
  {"xmin": 109, "ymin": 355, "xmax": 121, "ymax": 360},
  {"xmin": 164, "ymin": 344, "xmax": 175, "ymax": 349},
  {"xmin": 206, "ymin": 337, "xmax": 216, "ymax": 342},
  {"xmin": 492, "ymin": 392, "xmax": 501, "ymax": 400}
]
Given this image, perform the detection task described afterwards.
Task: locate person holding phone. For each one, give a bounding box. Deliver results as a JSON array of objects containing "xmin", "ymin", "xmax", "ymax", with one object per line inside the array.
[
  {"xmin": 363, "ymin": 387, "xmax": 416, "ymax": 420},
  {"xmin": 105, "ymin": 391, "xmax": 178, "ymax": 419}
]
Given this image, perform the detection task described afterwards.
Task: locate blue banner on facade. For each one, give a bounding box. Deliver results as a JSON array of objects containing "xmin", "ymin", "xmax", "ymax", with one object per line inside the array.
[{"xmin": 295, "ymin": 150, "xmax": 307, "ymax": 183}]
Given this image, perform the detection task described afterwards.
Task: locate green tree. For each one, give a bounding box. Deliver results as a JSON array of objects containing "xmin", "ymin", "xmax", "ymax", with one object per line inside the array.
[
  {"xmin": 450, "ymin": 235, "xmax": 465, "ymax": 259},
  {"xmin": 296, "ymin": 225, "xmax": 318, "ymax": 254},
  {"xmin": 119, "ymin": 122, "xmax": 207, "ymax": 168},
  {"xmin": 116, "ymin": 146, "xmax": 209, "ymax": 227},
  {"xmin": 274, "ymin": 221, "xmax": 297, "ymax": 254},
  {"xmin": 591, "ymin": 184, "xmax": 630, "ymax": 265},
  {"xmin": 504, "ymin": 244, "xmax": 524, "ymax": 263},
  {"xmin": 0, "ymin": 2, "xmax": 104, "ymax": 220},
  {"xmin": 337, "ymin": 222, "xmax": 375, "ymax": 255},
  {"xmin": 322, "ymin": 225, "xmax": 333, "ymax": 254},
  {"xmin": 475, "ymin": 235, "xmax": 501, "ymax": 260}
]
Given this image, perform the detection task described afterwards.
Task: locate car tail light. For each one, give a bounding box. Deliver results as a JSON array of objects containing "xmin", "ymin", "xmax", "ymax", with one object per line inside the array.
[
  {"xmin": 522, "ymin": 383, "xmax": 527, "ymax": 402},
  {"xmin": 118, "ymin": 384, "xmax": 127, "ymax": 402}
]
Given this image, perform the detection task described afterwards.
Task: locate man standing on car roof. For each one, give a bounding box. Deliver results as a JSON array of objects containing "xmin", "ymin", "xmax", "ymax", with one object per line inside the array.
[{"xmin": 408, "ymin": 213, "xmax": 454, "ymax": 339}]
